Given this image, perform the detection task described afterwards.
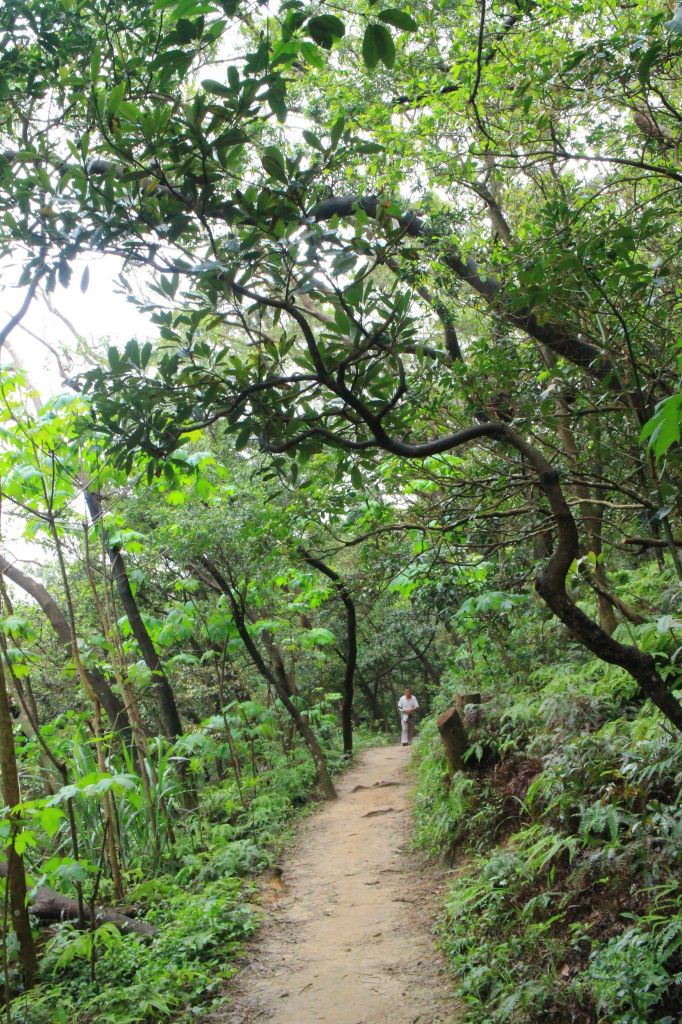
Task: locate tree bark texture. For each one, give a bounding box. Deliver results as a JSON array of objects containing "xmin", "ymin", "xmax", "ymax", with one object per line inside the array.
[
  {"xmin": 299, "ymin": 549, "xmax": 358, "ymax": 756},
  {"xmin": 437, "ymin": 706, "xmax": 469, "ymax": 775},
  {"xmin": 201, "ymin": 557, "xmax": 338, "ymax": 799},
  {"xmin": 0, "ymin": 660, "xmax": 38, "ymax": 987}
]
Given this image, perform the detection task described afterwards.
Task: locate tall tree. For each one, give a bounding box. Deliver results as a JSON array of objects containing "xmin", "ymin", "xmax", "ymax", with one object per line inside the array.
[
  {"xmin": 300, "ymin": 549, "xmax": 357, "ymax": 757},
  {"xmin": 0, "ymin": 659, "xmax": 38, "ymax": 987},
  {"xmin": 84, "ymin": 492, "xmax": 184, "ymax": 741},
  {"xmin": 0, "ymin": 552, "xmax": 129, "ymax": 737}
]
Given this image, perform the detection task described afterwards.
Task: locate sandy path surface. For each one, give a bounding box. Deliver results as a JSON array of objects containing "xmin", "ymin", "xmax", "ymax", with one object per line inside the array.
[{"xmin": 214, "ymin": 745, "xmax": 461, "ymax": 1024}]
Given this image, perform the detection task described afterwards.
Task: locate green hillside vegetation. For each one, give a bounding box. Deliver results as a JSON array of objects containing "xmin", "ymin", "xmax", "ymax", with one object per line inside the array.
[{"xmin": 0, "ymin": 0, "xmax": 681, "ymax": 1020}]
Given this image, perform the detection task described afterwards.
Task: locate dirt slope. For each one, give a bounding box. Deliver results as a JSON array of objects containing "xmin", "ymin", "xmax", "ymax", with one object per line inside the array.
[{"xmin": 215, "ymin": 744, "xmax": 462, "ymax": 1024}]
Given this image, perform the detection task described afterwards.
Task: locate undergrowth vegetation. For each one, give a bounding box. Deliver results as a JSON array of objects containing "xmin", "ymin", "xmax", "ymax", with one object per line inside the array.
[
  {"xmin": 10, "ymin": 705, "xmax": 349, "ymax": 1024},
  {"xmin": 2, "ymin": 0, "xmax": 682, "ymax": 1018},
  {"xmin": 414, "ymin": 567, "xmax": 682, "ymax": 1024}
]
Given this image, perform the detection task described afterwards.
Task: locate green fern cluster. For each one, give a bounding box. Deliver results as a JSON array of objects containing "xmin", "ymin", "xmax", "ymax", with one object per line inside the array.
[{"xmin": 412, "ymin": 566, "xmax": 682, "ymax": 1023}]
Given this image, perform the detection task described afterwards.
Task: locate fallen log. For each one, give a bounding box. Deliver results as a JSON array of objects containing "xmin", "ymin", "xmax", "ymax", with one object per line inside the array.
[{"xmin": 0, "ymin": 863, "xmax": 157, "ymax": 938}]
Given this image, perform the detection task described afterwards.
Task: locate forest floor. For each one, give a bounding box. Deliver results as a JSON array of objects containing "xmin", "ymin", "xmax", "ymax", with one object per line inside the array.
[{"xmin": 212, "ymin": 744, "xmax": 462, "ymax": 1024}]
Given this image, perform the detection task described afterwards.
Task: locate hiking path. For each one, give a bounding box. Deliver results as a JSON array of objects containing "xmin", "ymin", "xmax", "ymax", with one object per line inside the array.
[{"xmin": 214, "ymin": 744, "xmax": 462, "ymax": 1024}]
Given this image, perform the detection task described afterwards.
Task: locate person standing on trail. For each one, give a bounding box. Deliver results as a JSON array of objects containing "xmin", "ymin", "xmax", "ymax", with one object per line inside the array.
[{"xmin": 398, "ymin": 687, "xmax": 419, "ymax": 746}]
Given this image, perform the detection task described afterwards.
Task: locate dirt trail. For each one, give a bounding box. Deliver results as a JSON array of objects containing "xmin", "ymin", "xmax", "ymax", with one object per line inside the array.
[{"xmin": 216, "ymin": 745, "xmax": 461, "ymax": 1024}]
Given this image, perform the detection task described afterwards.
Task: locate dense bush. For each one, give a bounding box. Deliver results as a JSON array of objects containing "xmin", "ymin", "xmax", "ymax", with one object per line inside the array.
[
  {"xmin": 9, "ymin": 711, "xmax": 349, "ymax": 1024},
  {"xmin": 413, "ymin": 570, "xmax": 682, "ymax": 1023}
]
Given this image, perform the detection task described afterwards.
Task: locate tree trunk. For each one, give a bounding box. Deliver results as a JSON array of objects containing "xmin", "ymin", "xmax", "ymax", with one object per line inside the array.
[
  {"xmin": 299, "ymin": 549, "xmax": 357, "ymax": 757},
  {"xmin": 0, "ymin": 660, "xmax": 38, "ymax": 987},
  {"xmin": 356, "ymin": 671, "xmax": 390, "ymax": 731},
  {"xmin": 0, "ymin": 550, "xmax": 130, "ymax": 738},
  {"xmin": 0, "ymin": 863, "xmax": 156, "ymax": 937},
  {"xmin": 201, "ymin": 557, "xmax": 337, "ymax": 799},
  {"xmin": 437, "ymin": 706, "xmax": 468, "ymax": 775},
  {"xmin": 84, "ymin": 493, "xmax": 183, "ymax": 742}
]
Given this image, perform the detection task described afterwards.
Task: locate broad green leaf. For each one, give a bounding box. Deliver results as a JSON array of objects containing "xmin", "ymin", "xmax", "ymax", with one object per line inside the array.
[
  {"xmin": 261, "ymin": 145, "xmax": 288, "ymax": 183},
  {"xmin": 39, "ymin": 806, "xmax": 64, "ymax": 837},
  {"xmin": 362, "ymin": 23, "xmax": 395, "ymax": 69},
  {"xmin": 306, "ymin": 14, "xmax": 345, "ymax": 49},
  {"xmin": 377, "ymin": 8, "xmax": 418, "ymax": 31},
  {"xmin": 202, "ymin": 79, "xmax": 234, "ymax": 97}
]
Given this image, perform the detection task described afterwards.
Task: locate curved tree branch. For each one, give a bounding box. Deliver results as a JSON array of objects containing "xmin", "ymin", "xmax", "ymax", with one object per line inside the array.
[
  {"xmin": 200, "ymin": 555, "xmax": 338, "ymax": 799},
  {"xmin": 309, "ymin": 196, "xmax": 618, "ymax": 386}
]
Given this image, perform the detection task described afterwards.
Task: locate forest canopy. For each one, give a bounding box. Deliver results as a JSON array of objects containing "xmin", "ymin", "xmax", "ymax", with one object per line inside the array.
[{"xmin": 1, "ymin": 0, "xmax": 682, "ymax": 1020}]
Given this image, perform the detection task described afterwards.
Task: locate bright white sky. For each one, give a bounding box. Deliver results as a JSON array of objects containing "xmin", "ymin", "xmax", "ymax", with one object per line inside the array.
[
  {"xmin": 0, "ymin": 253, "xmax": 155, "ymax": 570},
  {"xmin": 0, "ymin": 253, "xmax": 154, "ymax": 402}
]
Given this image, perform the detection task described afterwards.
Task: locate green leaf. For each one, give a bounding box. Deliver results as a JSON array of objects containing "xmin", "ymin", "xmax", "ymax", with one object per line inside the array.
[
  {"xmin": 303, "ymin": 130, "xmax": 324, "ymax": 152},
  {"xmin": 39, "ymin": 806, "xmax": 64, "ymax": 838},
  {"xmin": 362, "ymin": 23, "xmax": 395, "ymax": 69},
  {"xmin": 261, "ymin": 145, "xmax": 288, "ymax": 183},
  {"xmin": 234, "ymin": 424, "xmax": 252, "ymax": 450},
  {"xmin": 377, "ymin": 8, "xmax": 418, "ymax": 31},
  {"xmin": 330, "ymin": 116, "xmax": 345, "ymax": 148},
  {"xmin": 13, "ymin": 829, "xmax": 37, "ymax": 855},
  {"xmin": 267, "ymin": 81, "xmax": 287, "ymax": 121},
  {"xmin": 202, "ymin": 79, "xmax": 234, "ymax": 97},
  {"xmin": 106, "ymin": 82, "xmax": 126, "ymax": 116},
  {"xmin": 638, "ymin": 42, "xmax": 663, "ymax": 85},
  {"xmin": 301, "ymin": 626, "xmax": 336, "ymax": 648},
  {"xmin": 641, "ymin": 393, "xmax": 682, "ymax": 457},
  {"xmin": 164, "ymin": 489, "xmax": 187, "ymax": 505},
  {"xmin": 306, "ymin": 14, "xmax": 346, "ymax": 49}
]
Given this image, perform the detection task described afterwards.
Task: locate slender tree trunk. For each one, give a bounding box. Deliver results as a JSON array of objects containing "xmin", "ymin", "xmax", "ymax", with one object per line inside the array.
[
  {"xmin": 356, "ymin": 670, "xmax": 389, "ymax": 731},
  {"xmin": 92, "ymin": 704, "xmax": 125, "ymax": 900},
  {"xmin": 0, "ymin": 660, "xmax": 38, "ymax": 987},
  {"xmin": 201, "ymin": 557, "xmax": 337, "ymax": 799},
  {"xmin": 0, "ymin": 551, "xmax": 130, "ymax": 737},
  {"xmin": 299, "ymin": 549, "xmax": 357, "ymax": 757},
  {"xmin": 85, "ymin": 492, "xmax": 199, "ymax": 810},
  {"xmin": 84, "ymin": 493, "xmax": 183, "ymax": 742},
  {"xmin": 0, "ymin": 644, "xmax": 57, "ymax": 796}
]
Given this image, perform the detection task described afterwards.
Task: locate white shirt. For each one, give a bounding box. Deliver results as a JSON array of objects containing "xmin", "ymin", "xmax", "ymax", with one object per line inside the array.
[{"xmin": 398, "ymin": 695, "xmax": 419, "ymax": 714}]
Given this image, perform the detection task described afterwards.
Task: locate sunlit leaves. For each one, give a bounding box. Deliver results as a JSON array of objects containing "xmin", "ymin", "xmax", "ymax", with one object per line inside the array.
[
  {"xmin": 158, "ymin": 604, "xmax": 196, "ymax": 646},
  {"xmin": 300, "ymin": 626, "xmax": 336, "ymax": 649},
  {"xmin": 641, "ymin": 393, "xmax": 682, "ymax": 457},
  {"xmin": 456, "ymin": 591, "xmax": 528, "ymax": 618},
  {"xmin": 47, "ymin": 772, "xmax": 138, "ymax": 804}
]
